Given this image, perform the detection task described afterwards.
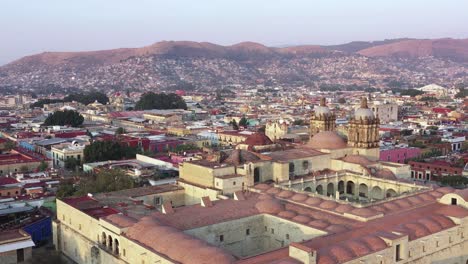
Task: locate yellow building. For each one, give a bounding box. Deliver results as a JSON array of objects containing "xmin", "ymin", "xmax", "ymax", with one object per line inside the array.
[
  {"xmin": 51, "ymin": 141, "xmax": 86, "ymax": 168},
  {"xmin": 217, "ymin": 130, "xmax": 254, "ymax": 146}
]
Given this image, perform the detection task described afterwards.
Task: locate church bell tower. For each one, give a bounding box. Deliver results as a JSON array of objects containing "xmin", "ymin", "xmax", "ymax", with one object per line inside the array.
[
  {"xmin": 348, "ymin": 97, "xmax": 380, "ymax": 148},
  {"xmin": 310, "ymin": 98, "xmax": 336, "ymax": 138}
]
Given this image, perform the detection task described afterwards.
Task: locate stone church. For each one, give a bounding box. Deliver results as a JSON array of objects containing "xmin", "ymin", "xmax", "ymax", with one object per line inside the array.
[{"xmin": 52, "ymin": 98, "xmax": 468, "ymax": 264}]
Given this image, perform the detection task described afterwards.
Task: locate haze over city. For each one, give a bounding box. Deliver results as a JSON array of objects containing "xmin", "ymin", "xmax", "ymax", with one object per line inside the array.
[
  {"xmin": 0, "ymin": 1, "xmax": 467, "ymax": 264},
  {"xmin": 1, "ymin": 0, "xmax": 468, "ymax": 64}
]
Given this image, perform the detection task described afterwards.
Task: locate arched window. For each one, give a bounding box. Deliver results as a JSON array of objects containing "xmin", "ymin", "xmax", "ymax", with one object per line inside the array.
[
  {"xmin": 108, "ymin": 235, "xmax": 113, "ymax": 250},
  {"xmin": 102, "ymin": 232, "xmax": 107, "ymax": 246},
  {"xmin": 114, "ymin": 239, "xmax": 119, "ymax": 255}
]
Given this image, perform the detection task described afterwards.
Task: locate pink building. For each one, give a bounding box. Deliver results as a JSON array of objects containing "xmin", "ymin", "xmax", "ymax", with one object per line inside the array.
[{"xmin": 380, "ymin": 147, "xmax": 421, "ymax": 164}]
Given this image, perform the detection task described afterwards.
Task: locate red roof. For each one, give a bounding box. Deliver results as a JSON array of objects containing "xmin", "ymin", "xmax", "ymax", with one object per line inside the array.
[
  {"xmin": 0, "ymin": 177, "xmax": 19, "ymax": 186},
  {"xmin": 62, "ymin": 196, "xmax": 120, "ymax": 219},
  {"xmin": 242, "ymin": 133, "xmax": 273, "ymax": 146},
  {"xmin": 82, "ymin": 207, "xmax": 120, "ymax": 219},
  {"xmin": 53, "ymin": 131, "xmax": 87, "ymax": 138},
  {"xmin": 432, "ymin": 108, "xmax": 451, "ymax": 114}
]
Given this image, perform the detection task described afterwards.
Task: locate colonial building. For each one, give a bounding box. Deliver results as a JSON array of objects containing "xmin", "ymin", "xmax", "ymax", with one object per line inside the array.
[
  {"xmin": 265, "ymin": 120, "xmax": 289, "ymax": 142},
  {"xmin": 368, "ymin": 101, "xmax": 398, "ymax": 123},
  {"xmin": 53, "ymin": 98, "xmax": 468, "ymax": 264},
  {"xmin": 51, "ymin": 141, "xmax": 86, "ymax": 168}
]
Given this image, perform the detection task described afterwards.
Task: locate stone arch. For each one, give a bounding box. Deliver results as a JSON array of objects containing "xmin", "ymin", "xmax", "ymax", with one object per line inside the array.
[
  {"xmin": 359, "ymin": 183, "xmax": 368, "ymax": 198},
  {"xmin": 108, "ymin": 235, "xmax": 113, "ymax": 251},
  {"xmin": 102, "ymin": 232, "xmax": 107, "ymax": 246},
  {"xmin": 327, "ymin": 183, "xmax": 334, "ymax": 196},
  {"xmin": 386, "ymin": 188, "xmax": 397, "ymax": 198},
  {"xmin": 316, "ymin": 185, "xmax": 324, "ymax": 195},
  {"xmin": 304, "ymin": 187, "xmax": 312, "ymax": 192},
  {"xmin": 114, "ymin": 238, "xmax": 119, "ymax": 255},
  {"xmin": 346, "ymin": 181, "xmax": 355, "ymax": 195},
  {"xmin": 371, "ymin": 186, "xmax": 383, "ymax": 200},
  {"xmin": 338, "ymin": 181, "xmax": 345, "ymax": 194}
]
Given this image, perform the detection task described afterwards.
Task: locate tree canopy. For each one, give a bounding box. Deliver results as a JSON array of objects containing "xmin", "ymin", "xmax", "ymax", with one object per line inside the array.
[
  {"xmin": 56, "ymin": 169, "xmax": 135, "ymax": 198},
  {"xmin": 115, "ymin": 127, "xmax": 126, "ymax": 135},
  {"xmin": 43, "ymin": 110, "xmax": 84, "ymax": 127},
  {"xmin": 37, "ymin": 161, "xmax": 48, "ymax": 172},
  {"xmin": 30, "ymin": 91, "xmax": 109, "ymax": 109},
  {"xmin": 391, "ymin": 88, "xmax": 425, "ymax": 97},
  {"xmin": 83, "ymin": 140, "xmax": 138, "ymax": 163},
  {"xmin": 64, "ymin": 157, "xmax": 80, "ymax": 171},
  {"xmin": 30, "ymin": 99, "xmax": 64, "ymax": 108},
  {"xmin": 64, "ymin": 91, "xmax": 109, "ymax": 105},
  {"xmin": 230, "ymin": 119, "xmax": 239, "ymax": 130},
  {"xmin": 239, "ymin": 116, "xmax": 249, "ymax": 127},
  {"xmin": 455, "ymin": 87, "xmax": 467, "ymax": 98},
  {"xmin": 134, "ymin": 92, "xmax": 187, "ymax": 110}
]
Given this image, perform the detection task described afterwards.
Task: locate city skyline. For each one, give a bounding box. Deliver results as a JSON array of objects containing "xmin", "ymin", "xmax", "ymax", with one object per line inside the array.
[{"xmin": 1, "ymin": 0, "xmax": 468, "ymax": 65}]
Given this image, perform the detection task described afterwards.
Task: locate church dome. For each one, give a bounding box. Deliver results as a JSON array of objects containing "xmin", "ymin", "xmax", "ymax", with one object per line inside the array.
[
  {"xmin": 354, "ymin": 97, "xmax": 375, "ymax": 120},
  {"xmin": 242, "ymin": 133, "xmax": 273, "ymax": 146},
  {"xmin": 308, "ymin": 131, "xmax": 347, "ymax": 149},
  {"xmin": 315, "ymin": 106, "xmax": 331, "ymax": 116},
  {"xmin": 355, "ymin": 108, "xmax": 374, "ymax": 119}
]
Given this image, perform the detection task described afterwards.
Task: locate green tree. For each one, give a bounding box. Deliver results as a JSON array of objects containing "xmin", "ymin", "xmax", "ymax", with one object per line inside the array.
[
  {"xmin": 19, "ymin": 165, "xmax": 29, "ymax": 173},
  {"xmin": 230, "ymin": 119, "xmax": 239, "ymax": 130},
  {"xmin": 462, "ymin": 141, "xmax": 468, "ymax": 152},
  {"xmin": 419, "ymin": 96, "xmax": 438, "ymax": 102},
  {"xmin": 63, "ymin": 91, "xmax": 109, "ymax": 105},
  {"xmin": 134, "ymin": 92, "xmax": 187, "ymax": 110},
  {"xmin": 116, "ymin": 127, "xmax": 126, "ymax": 135},
  {"xmin": 239, "ymin": 116, "xmax": 249, "ymax": 127},
  {"xmin": 64, "ymin": 157, "xmax": 80, "ymax": 171},
  {"xmin": 84, "ymin": 141, "xmax": 138, "ymax": 163},
  {"xmin": 440, "ymin": 176, "xmax": 468, "ymax": 187},
  {"xmin": 43, "ymin": 110, "xmax": 84, "ymax": 127},
  {"xmin": 293, "ymin": 119, "xmax": 305, "ymax": 126},
  {"xmin": 56, "ymin": 183, "xmax": 76, "ymax": 199},
  {"xmin": 455, "ymin": 87, "xmax": 467, "ymax": 98},
  {"xmin": 30, "ymin": 99, "xmax": 64, "ymax": 109},
  {"xmin": 392, "ymin": 88, "xmax": 424, "ymax": 97},
  {"xmin": 75, "ymin": 169, "xmax": 135, "ymax": 195},
  {"xmin": 37, "ymin": 161, "xmax": 48, "ymax": 172},
  {"xmin": 3, "ymin": 140, "xmax": 16, "ymax": 151},
  {"xmin": 174, "ymin": 144, "xmax": 200, "ymax": 153},
  {"xmin": 400, "ymin": 129, "xmax": 413, "ymax": 136}
]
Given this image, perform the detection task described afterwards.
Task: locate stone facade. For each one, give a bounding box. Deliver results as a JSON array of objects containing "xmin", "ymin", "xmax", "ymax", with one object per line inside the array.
[
  {"xmin": 309, "ymin": 98, "xmax": 336, "ymax": 138},
  {"xmin": 265, "ymin": 121, "xmax": 289, "ymax": 142},
  {"xmin": 348, "ymin": 97, "xmax": 380, "ymax": 149}
]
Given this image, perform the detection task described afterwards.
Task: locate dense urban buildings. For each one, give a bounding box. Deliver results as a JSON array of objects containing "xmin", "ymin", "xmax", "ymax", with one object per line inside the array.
[
  {"xmin": 0, "ymin": 14, "xmax": 467, "ymax": 262},
  {"xmin": 45, "ymin": 97, "xmax": 467, "ymax": 264}
]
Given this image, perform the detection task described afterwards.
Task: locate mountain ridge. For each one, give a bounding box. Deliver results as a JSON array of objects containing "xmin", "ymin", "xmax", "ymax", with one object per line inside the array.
[{"xmin": 1, "ymin": 38, "xmax": 467, "ymax": 91}]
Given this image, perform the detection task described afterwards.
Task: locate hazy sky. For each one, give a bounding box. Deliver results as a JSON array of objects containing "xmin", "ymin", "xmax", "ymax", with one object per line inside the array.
[{"xmin": 1, "ymin": 0, "xmax": 468, "ymax": 65}]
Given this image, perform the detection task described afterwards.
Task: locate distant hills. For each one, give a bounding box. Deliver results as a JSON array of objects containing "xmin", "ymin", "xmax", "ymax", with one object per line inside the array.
[
  {"xmin": 3, "ymin": 41, "xmax": 329, "ymax": 69},
  {"xmin": 5, "ymin": 38, "xmax": 468, "ymax": 69},
  {"xmin": 357, "ymin": 38, "xmax": 468, "ymax": 62},
  {"xmin": 1, "ymin": 38, "xmax": 467, "ymax": 91}
]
